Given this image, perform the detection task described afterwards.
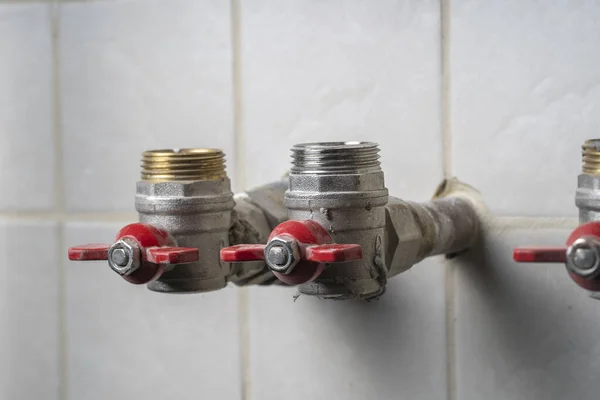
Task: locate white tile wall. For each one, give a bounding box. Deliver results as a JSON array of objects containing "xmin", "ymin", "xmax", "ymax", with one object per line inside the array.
[
  {"xmin": 65, "ymin": 222, "xmax": 241, "ymax": 400},
  {"xmin": 0, "ymin": 3, "xmax": 54, "ymax": 211},
  {"xmin": 241, "ymin": 0, "xmax": 443, "ymax": 199},
  {"xmin": 451, "ymin": 0, "xmax": 600, "ymax": 217},
  {"xmin": 454, "ymin": 227, "xmax": 600, "ymax": 400},
  {"xmin": 2, "ymin": 0, "xmax": 600, "ymax": 399},
  {"xmin": 60, "ymin": 0, "xmax": 235, "ymax": 211},
  {"xmin": 0, "ymin": 220, "xmax": 60, "ymax": 400},
  {"xmin": 249, "ymin": 258, "xmax": 447, "ymax": 400}
]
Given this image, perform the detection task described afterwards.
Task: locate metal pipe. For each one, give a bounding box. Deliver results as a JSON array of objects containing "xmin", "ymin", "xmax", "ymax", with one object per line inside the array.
[{"xmin": 384, "ymin": 179, "xmax": 481, "ymax": 279}]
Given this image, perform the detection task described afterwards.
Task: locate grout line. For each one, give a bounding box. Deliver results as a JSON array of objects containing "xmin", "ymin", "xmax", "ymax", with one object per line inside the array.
[
  {"xmin": 231, "ymin": 1, "xmax": 252, "ymax": 400},
  {"xmin": 440, "ymin": 1, "xmax": 456, "ymax": 400},
  {"xmin": 489, "ymin": 215, "xmax": 579, "ymax": 230},
  {"xmin": 232, "ymin": 0, "xmax": 245, "ymax": 192},
  {"xmin": 0, "ymin": 211, "xmax": 138, "ymax": 222},
  {"xmin": 441, "ymin": 0, "xmax": 452, "ymax": 180},
  {"xmin": 50, "ymin": 2, "xmax": 68, "ymax": 399},
  {"xmin": 0, "ymin": 0, "xmax": 52, "ymax": 3},
  {"xmin": 444, "ymin": 258, "xmax": 456, "ymax": 400},
  {"xmin": 0, "ymin": 211, "xmax": 579, "ymax": 229}
]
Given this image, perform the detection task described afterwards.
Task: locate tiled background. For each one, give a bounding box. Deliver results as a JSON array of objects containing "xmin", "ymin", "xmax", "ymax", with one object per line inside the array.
[{"xmin": 2, "ymin": 0, "xmax": 600, "ymax": 399}]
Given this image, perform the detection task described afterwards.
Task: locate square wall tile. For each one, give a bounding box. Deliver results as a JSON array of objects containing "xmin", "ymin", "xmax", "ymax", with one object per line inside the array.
[
  {"xmin": 241, "ymin": 0, "xmax": 443, "ymax": 200},
  {"xmin": 451, "ymin": 1, "xmax": 600, "ymax": 216},
  {"xmin": 249, "ymin": 257, "xmax": 446, "ymax": 400},
  {"xmin": 455, "ymin": 226, "xmax": 600, "ymax": 400},
  {"xmin": 0, "ymin": 3, "xmax": 54, "ymax": 211},
  {"xmin": 0, "ymin": 220, "xmax": 60, "ymax": 400},
  {"xmin": 60, "ymin": 0, "xmax": 235, "ymax": 212},
  {"xmin": 65, "ymin": 222, "xmax": 241, "ymax": 400}
]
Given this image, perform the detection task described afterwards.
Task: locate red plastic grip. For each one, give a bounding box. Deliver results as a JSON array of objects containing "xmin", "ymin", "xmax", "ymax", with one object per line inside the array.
[
  {"xmin": 68, "ymin": 244, "xmax": 110, "ymax": 261},
  {"xmin": 220, "ymin": 244, "xmax": 266, "ymax": 262},
  {"xmin": 513, "ymin": 247, "xmax": 567, "ymax": 263},
  {"xmin": 305, "ymin": 244, "xmax": 363, "ymax": 263}
]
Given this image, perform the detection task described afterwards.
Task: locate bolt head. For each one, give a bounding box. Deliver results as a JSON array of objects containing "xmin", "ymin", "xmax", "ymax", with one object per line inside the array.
[
  {"xmin": 108, "ymin": 239, "xmax": 141, "ymax": 276},
  {"xmin": 264, "ymin": 236, "xmax": 301, "ymax": 275},
  {"xmin": 567, "ymin": 237, "xmax": 600, "ymax": 279},
  {"xmin": 267, "ymin": 246, "xmax": 287, "ymax": 266},
  {"xmin": 111, "ymin": 248, "xmax": 129, "ymax": 266},
  {"xmin": 573, "ymin": 248, "xmax": 596, "ymax": 270}
]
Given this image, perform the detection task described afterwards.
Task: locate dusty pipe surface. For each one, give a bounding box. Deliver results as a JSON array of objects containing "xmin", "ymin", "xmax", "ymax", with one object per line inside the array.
[{"xmin": 385, "ymin": 179, "xmax": 482, "ymax": 279}]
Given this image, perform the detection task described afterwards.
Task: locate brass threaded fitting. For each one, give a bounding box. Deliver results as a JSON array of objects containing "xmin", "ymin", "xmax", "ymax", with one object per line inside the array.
[
  {"xmin": 141, "ymin": 148, "xmax": 227, "ymax": 182},
  {"xmin": 583, "ymin": 139, "xmax": 600, "ymax": 176}
]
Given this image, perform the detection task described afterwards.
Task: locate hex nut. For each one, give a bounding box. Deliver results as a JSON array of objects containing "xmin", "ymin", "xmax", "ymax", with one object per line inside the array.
[
  {"xmin": 264, "ymin": 235, "xmax": 301, "ymax": 275},
  {"xmin": 108, "ymin": 238, "xmax": 142, "ymax": 276},
  {"xmin": 137, "ymin": 180, "xmax": 229, "ymax": 197}
]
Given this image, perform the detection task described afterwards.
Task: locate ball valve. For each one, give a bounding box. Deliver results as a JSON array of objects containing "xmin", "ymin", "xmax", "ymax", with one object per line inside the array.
[
  {"xmin": 221, "ymin": 220, "xmax": 363, "ymax": 285},
  {"xmin": 513, "ymin": 139, "xmax": 600, "ymax": 294},
  {"xmin": 220, "ymin": 141, "xmax": 484, "ymax": 299}
]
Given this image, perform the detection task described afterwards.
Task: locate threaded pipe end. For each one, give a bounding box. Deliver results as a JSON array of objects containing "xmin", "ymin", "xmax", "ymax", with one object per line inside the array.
[
  {"xmin": 290, "ymin": 141, "xmax": 381, "ymax": 175},
  {"xmin": 141, "ymin": 148, "xmax": 227, "ymax": 182},
  {"xmin": 583, "ymin": 139, "xmax": 600, "ymax": 176}
]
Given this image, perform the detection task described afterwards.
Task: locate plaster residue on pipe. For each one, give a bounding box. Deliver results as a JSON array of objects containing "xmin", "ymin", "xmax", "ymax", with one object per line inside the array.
[{"xmin": 385, "ymin": 177, "xmax": 485, "ymax": 280}]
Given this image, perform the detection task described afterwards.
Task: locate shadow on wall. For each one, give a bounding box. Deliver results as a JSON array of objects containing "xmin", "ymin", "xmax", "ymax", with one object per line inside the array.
[
  {"xmin": 254, "ymin": 255, "xmax": 446, "ymax": 399},
  {"xmin": 452, "ymin": 227, "xmax": 600, "ymax": 399}
]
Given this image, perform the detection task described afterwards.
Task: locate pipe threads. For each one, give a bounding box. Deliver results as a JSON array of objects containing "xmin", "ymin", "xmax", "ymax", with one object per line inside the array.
[
  {"xmin": 583, "ymin": 139, "xmax": 600, "ymax": 176},
  {"xmin": 290, "ymin": 141, "xmax": 381, "ymax": 175},
  {"xmin": 141, "ymin": 149, "xmax": 227, "ymax": 182}
]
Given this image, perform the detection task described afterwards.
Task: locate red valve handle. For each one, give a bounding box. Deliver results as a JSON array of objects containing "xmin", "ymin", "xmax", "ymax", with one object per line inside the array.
[
  {"xmin": 220, "ymin": 243, "xmax": 363, "ymax": 263},
  {"xmin": 513, "ymin": 247, "xmax": 567, "ymax": 263},
  {"xmin": 220, "ymin": 220, "xmax": 363, "ymax": 285},
  {"xmin": 68, "ymin": 244, "xmax": 111, "ymax": 261},
  {"xmin": 221, "ymin": 244, "xmax": 266, "ymax": 262},
  {"xmin": 68, "ymin": 223, "xmax": 199, "ymax": 285},
  {"xmin": 513, "ymin": 221, "xmax": 600, "ymax": 292}
]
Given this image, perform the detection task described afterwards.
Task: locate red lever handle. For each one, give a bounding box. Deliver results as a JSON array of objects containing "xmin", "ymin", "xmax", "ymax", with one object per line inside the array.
[
  {"xmin": 220, "ymin": 243, "xmax": 363, "ymax": 263},
  {"xmin": 220, "ymin": 220, "xmax": 363, "ymax": 285},
  {"xmin": 145, "ymin": 246, "xmax": 199, "ymax": 264},
  {"xmin": 68, "ymin": 244, "xmax": 110, "ymax": 261},
  {"xmin": 68, "ymin": 223, "xmax": 199, "ymax": 285},
  {"xmin": 305, "ymin": 243, "xmax": 363, "ymax": 263},
  {"xmin": 221, "ymin": 244, "xmax": 266, "ymax": 262},
  {"xmin": 513, "ymin": 247, "xmax": 567, "ymax": 263}
]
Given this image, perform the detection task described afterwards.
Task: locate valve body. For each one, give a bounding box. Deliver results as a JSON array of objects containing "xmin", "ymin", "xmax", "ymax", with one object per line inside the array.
[
  {"xmin": 136, "ymin": 178, "xmax": 234, "ymax": 293},
  {"xmin": 287, "ymin": 142, "xmax": 389, "ymax": 299},
  {"xmin": 136, "ymin": 149, "xmax": 234, "ymax": 293}
]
